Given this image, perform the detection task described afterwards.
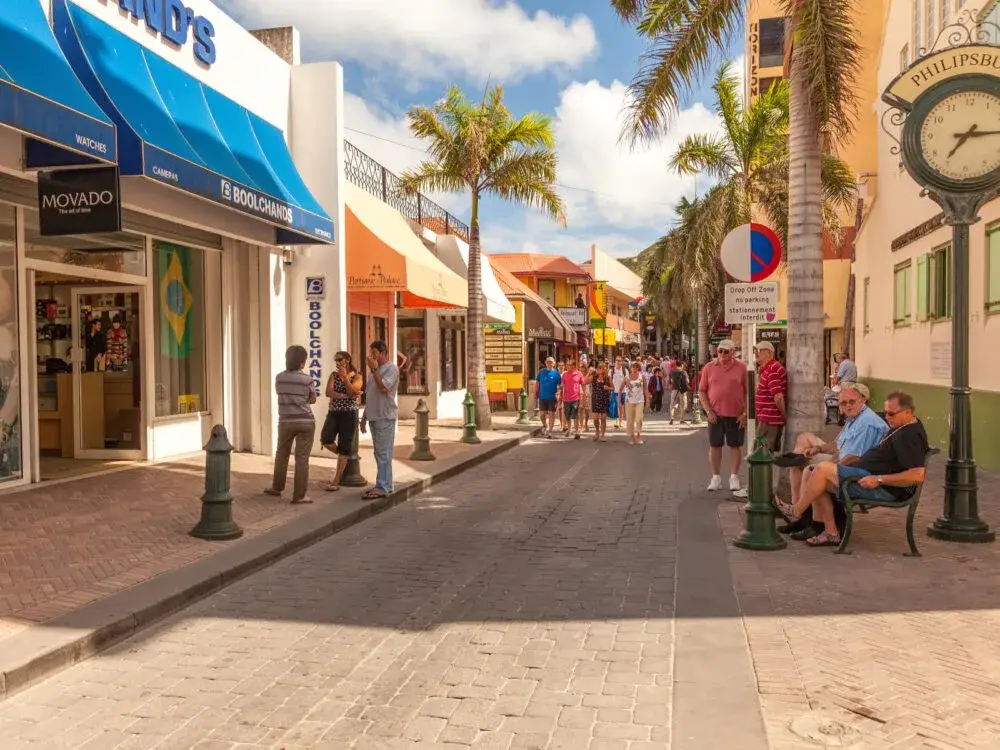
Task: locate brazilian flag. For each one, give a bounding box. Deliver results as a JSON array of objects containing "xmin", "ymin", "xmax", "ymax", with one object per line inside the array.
[{"xmin": 158, "ymin": 243, "xmax": 193, "ymax": 358}]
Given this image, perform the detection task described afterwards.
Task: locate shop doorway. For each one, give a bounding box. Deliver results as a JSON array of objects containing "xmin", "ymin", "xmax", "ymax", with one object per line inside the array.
[{"xmin": 32, "ymin": 272, "xmax": 144, "ymax": 480}]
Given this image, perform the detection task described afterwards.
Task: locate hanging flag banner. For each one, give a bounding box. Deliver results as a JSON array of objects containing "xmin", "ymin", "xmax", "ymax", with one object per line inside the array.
[
  {"xmin": 589, "ymin": 281, "xmax": 608, "ymax": 329},
  {"xmin": 158, "ymin": 243, "xmax": 194, "ymax": 358}
]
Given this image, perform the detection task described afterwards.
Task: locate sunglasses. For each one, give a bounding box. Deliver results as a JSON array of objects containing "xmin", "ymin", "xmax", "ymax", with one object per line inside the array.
[
  {"xmin": 884, "ymin": 409, "xmax": 905, "ymax": 418},
  {"xmin": 718, "ymin": 349, "xmax": 733, "ymax": 354}
]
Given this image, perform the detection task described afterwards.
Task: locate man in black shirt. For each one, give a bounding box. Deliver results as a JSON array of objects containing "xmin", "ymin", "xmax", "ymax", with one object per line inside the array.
[{"xmin": 775, "ymin": 391, "xmax": 930, "ymax": 547}]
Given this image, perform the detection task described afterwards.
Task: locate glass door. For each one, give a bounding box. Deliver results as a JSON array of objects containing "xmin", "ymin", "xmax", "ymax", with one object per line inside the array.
[{"xmin": 71, "ymin": 287, "xmax": 143, "ymax": 459}]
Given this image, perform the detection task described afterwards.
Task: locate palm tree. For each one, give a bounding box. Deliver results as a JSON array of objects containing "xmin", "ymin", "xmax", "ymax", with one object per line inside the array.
[
  {"xmin": 400, "ymin": 84, "xmax": 566, "ymax": 428},
  {"xmin": 612, "ymin": 0, "xmax": 862, "ymax": 438}
]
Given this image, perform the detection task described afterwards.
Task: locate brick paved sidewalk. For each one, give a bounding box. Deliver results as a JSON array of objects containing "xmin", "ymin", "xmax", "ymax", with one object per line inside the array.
[
  {"xmin": 720, "ymin": 459, "xmax": 1000, "ymax": 749},
  {"xmin": 0, "ymin": 417, "xmax": 532, "ymax": 646}
]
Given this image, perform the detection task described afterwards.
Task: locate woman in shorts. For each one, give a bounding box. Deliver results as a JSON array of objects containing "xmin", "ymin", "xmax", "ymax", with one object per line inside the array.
[{"xmin": 322, "ymin": 351, "xmax": 363, "ymax": 491}]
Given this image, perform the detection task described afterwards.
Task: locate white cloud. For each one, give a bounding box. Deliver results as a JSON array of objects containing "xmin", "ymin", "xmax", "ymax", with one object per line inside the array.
[
  {"xmin": 222, "ymin": 0, "xmax": 597, "ymax": 83},
  {"xmin": 551, "ymin": 79, "xmax": 722, "ymax": 231}
]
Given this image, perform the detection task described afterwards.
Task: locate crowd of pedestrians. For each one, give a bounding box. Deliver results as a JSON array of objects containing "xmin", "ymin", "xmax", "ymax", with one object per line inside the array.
[{"xmin": 533, "ymin": 352, "xmax": 698, "ymax": 446}]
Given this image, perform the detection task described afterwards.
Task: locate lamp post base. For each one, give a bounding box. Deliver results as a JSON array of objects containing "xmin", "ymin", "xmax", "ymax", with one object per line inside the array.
[{"xmin": 927, "ymin": 520, "xmax": 995, "ymax": 543}]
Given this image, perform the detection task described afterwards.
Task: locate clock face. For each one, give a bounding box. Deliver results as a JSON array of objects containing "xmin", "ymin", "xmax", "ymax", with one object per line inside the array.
[{"xmin": 919, "ymin": 90, "xmax": 1000, "ymax": 181}]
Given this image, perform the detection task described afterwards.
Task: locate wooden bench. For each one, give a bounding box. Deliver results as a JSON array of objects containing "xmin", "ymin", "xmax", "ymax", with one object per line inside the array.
[{"xmin": 836, "ymin": 448, "xmax": 939, "ymax": 557}]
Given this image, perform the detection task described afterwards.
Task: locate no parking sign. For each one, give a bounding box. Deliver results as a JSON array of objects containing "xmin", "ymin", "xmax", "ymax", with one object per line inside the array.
[{"xmin": 720, "ymin": 223, "xmax": 782, "ymax": 283}]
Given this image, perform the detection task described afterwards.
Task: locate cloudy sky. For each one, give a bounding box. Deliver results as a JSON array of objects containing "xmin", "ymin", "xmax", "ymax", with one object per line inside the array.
[{"xmin": 217, "ymin": 0, "xmax": 742, "ymax": 262}]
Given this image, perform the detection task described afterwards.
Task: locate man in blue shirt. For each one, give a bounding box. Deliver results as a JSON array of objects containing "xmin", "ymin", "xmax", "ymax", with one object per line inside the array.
[
  {"xmin": 778, "ymin": 382, "xmax": 889, "ymax": 535},
  {"xmin": 535, "ymin": 357, "xmax": 562, "ymax": 439}
]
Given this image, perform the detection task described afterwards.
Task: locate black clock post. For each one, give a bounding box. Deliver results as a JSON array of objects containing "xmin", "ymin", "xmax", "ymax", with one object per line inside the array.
[{"xmin": 884, "ymin": 31, "xmax": 1000, "ymax": 544}]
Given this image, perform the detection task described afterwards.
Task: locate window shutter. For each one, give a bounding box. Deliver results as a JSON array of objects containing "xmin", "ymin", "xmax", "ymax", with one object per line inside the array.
[{"xmin": 916, "ymin": 254, "xmax": 929, "ymax": 321}]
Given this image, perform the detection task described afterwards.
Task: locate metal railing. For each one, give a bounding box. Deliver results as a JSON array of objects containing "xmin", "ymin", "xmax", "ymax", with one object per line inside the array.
[{"xmin": 344, "ymin": 141, "xmax": 470, "ymax": 242}]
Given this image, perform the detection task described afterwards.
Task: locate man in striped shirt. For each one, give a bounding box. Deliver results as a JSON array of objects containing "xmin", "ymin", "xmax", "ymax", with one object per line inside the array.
[{"xmin": 754, "ymin": 341, "xmax": 787, "ymax": 452}]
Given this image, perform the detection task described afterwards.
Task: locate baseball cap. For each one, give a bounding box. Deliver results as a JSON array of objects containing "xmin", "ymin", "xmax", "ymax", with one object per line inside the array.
[
  {"xmin": 717, "ymin": 339, "xmax": 735, "ymax": 351},
  {"xmin": 755, "ymin": 341, "xmax": 775, "ymax": 352}
]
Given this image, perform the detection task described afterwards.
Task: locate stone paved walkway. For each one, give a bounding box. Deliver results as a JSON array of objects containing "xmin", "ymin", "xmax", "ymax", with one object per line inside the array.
[
  {"xmin": 0, "ymin": 417, "xmax": 530, "ymax": 644},
  {"xmin": 721, "ymin": 456, "xmax": 1000, "ymax": 749},
  {"xmin": 0, "ymin": 417, "xmax": 737, "ymax": 749}
]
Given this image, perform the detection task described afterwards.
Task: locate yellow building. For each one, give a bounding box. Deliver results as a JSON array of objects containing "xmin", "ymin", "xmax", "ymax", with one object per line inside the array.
[{"xmin": 745, "ymin": 0, "xmax": 886, "ymax": 363}]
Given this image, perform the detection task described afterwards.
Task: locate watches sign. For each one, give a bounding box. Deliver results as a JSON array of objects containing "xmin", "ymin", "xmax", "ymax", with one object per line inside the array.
[{"xmin": 114, "ymin": 0, "xmax": 217, "ymax": 66}]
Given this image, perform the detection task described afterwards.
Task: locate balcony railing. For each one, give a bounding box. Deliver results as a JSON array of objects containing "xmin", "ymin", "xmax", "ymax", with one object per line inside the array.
[{"xmin": 344, "ymin": 141, "xmax": 470, "ymax": 242}]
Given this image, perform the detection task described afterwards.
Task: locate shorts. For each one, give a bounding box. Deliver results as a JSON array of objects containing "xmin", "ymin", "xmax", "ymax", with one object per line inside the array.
[
  {"xmin": 836, "ymin": 465, "xmax": 897, "ymax": 503},
  {"xmin": 708, "ymin": 416, "xmax": 745, "ymax": 448},
  {"xmin": 563, "ymin": 401, "xmax": 579, "ymax": 420},
  {"xmin": 758, "ymin": 421, "xmax": 784, "ymax": 452},
  {"xmin": 321, "ymin": 409, "xmax": 358, "ymax": 455},
  {"xmin": 538, "ymin": 398, "xmax": 557, "ymax": 413}
]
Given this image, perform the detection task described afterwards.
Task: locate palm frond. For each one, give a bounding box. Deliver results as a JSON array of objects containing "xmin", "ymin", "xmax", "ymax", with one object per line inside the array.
[
  {"xmin": 784, "ymin": 0, "xmax": 863, "ymax": 139},
  {"xmin": 398, "ymin": 162, "xmax": 468, "ymax": 196}
]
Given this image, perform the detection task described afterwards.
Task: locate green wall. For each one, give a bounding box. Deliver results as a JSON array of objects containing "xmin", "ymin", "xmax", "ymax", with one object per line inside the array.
[{"xmin": 866, "ymin": 379, "xmax": 1000, "ymax": 472}]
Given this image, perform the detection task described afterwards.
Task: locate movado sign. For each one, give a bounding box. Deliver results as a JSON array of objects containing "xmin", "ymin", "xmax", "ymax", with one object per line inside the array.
[
  {"xmin": 114, "ymin": 0, "xmax": 217, "ymax": 66},
  {"xmin": 37, "ymin": 167, "xmax": 122, "ymax": 236}
]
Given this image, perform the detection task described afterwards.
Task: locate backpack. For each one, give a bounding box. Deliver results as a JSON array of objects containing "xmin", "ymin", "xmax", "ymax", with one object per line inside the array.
[{"xmin": 672, "ymin": 369, "xmax": 689, "ymax": 393}]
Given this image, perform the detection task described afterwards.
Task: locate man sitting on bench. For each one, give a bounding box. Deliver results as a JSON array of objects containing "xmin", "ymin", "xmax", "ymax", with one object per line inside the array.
[
  {"xmin": 776, "ymin": 382, "xmax": 889, "ymax": 539},
  {"xmin": 774, "ymin": 391, "xmax": 930, "ymax": 548}
]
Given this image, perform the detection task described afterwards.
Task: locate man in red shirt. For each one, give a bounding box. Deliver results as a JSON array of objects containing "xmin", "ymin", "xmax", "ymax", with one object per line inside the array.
[
  {"xmin": 698, "ymin": 339, "xmax": 748, "ymax": 492},
  {"xmin": 754, "ymin": 341, "xmax": 787, "ymax": 452}
]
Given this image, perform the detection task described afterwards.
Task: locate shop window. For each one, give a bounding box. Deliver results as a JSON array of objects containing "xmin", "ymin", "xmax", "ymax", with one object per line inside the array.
[
  {"xmin": 397, "ymin": 312, "xmax": 428, "ymax": 395},
  {"xmin": 987, "ymin": 224, "xmax": 1000, "ymax": 311},
  {"xmin": 153, "ymin": 241, "xmax": 207, "ymax": 417},
  {"xmin": 0, "ymin": 205, "xmax": 21, "ymax": 483},
  {"xmin": 863, "ymin": 277, "xmax": 871, "ymax": 334},
  {"xmin": 759, "ymin": 17, "xmax": 788, "ymax": 68},
  {"xmin": 440, "ymin": 319, "xmax": 465, "ymax": 392},
  {"xmin": 23, "ymin": 209, "xmax": 145, "ymax": 277},
  {"xmin": 538, "ymin": 280, "xmax": 555, "ymax": 306},
  {"xmin": 982, "ymin": 1, "xmax": 1000, "ymax": 44},
  {"xmin": 894, "ymin": 261, "xmax": 912, "ymax": 326}
]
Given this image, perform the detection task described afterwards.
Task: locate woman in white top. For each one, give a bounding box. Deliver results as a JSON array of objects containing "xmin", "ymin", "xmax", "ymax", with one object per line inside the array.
[
  {"xmin": 621, "ymin": 362, "xmax": 649, "ymax": 446},
  {"xmin": 611, "ymin": 357, "xmax": 628, "ymax": 430}
]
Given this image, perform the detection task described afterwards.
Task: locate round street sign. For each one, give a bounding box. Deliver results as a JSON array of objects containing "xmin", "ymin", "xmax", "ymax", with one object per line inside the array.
[{"xmin": 720, "ymin": 223, "xmax": 783, "ymax": 283}]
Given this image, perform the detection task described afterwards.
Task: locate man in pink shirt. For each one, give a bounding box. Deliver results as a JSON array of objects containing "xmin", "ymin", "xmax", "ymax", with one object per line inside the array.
[
  {"xmin": 561, "ymin": 359, "xmax": 586, "ymax": 439},
  {"xmin": 698, "ymin": 339, "xmax": 748, "ymax": 492}
]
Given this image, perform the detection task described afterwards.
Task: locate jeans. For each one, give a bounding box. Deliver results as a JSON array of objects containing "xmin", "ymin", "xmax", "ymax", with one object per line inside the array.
[
  {"xmin": 837, "ymin": 465, "xmax": 896, "ymax": 502},
  {"xmin": 369, "ymin": 418, "xmax": 397, "ymax": 494},
  {"xmin": 650, "ymin": 391, "xmax": 663, "ymax": 412},
  {"xmin": 272, "ymin": 421, "xmax": 315, "ymax": 501}
]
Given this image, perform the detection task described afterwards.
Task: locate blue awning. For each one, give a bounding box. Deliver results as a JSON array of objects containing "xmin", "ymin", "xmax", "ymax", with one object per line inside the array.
[
  {"xmin": 0, "ymin": 0, "xmax": 116, "ymax": 164},
  {"xmin": 54, "ymin": 0, "xmax": 334, "ymax": 245}
]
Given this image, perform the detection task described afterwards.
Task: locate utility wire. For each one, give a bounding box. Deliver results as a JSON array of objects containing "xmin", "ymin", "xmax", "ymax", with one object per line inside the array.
[{"xmin": 344, "ymin": 126, "xmax": 684, "ymax": 207}]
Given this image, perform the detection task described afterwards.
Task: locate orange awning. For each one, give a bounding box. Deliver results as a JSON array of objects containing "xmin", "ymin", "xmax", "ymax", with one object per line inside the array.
[{"xmin": 345, "ymin": 183, "xmax": 467, "ymax": 308}]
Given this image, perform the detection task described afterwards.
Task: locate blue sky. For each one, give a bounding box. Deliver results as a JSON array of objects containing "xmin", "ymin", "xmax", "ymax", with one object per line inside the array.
[{"xmin": 219, "ymin": 0, "xmax": 743, "ymax": 261}]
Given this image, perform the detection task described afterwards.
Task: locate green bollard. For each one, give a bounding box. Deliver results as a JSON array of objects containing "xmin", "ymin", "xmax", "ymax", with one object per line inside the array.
[
  {"xmin": 461, "ymin": 391, "xmax": 482, "ymax": 444},
  {"xmin": 409, "ymin": 398, "xmax": 436, "ymax": 461},
  {"xmin": 339, "ymin": 419, "xmax": 368, "ymax": 487},
  {"xmin": 190, "ymin": 425, "xmax": 243, "ymax": 541},
  {"xmin": 516, "ymin": 388, "xmax": 529, "ymax": 425},
  {"xmin": 733, "ymin": 436, "xmax": 786, "ymax": 551}
]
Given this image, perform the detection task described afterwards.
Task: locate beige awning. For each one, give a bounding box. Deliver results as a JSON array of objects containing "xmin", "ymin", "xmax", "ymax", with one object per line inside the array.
[{"xmin": 345, "ymin": 183, "xmax": 467, "ymax": 308}]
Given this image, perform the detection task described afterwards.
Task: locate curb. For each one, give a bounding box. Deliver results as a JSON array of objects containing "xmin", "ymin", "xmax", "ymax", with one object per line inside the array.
[{"xmin": 0, "ymin": 428, "xmax": 539, "ymax": 701}]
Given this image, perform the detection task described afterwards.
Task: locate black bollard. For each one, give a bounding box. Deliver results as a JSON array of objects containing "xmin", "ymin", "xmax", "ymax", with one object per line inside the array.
[
  {"xmin": 190, "ymin": 425, "xmax": 243, "ymax": 541},
  {"xmin": 339, "ymin": 418, "xmax": 368, "ymax": 487}
]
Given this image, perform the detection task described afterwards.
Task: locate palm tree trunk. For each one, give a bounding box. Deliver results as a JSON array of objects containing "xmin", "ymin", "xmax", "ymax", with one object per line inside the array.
[
  {"xmin": 785, "ymin": 46, "xmax": 826, "ymax": 440},
  {"xmin": 467, "ymin": 191, "xmax": 491, "ymax": 428},
  {"xmin": 696, "ymin": 297, "xmax": 709, "ymax": 367}
]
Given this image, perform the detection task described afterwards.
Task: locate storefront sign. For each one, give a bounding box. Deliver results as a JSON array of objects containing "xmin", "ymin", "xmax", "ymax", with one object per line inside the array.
[
  {"xmin": 749, "ymin": 22, "xmax": 759, "ymax": 96},
  {"xmin": 305, "ymin": 280, "xmax": 325, "ymax": 395},
  {"xmin": 757, "ymin": 328, "xmax": 785, "ymax": 342},
  {"xmin": 37, "ymin": 166, "xmax": 121, "ymax": 236},
  {"xmin": 589, "ymin": 282, "xmax": 607, "ymax": 329},
  {"xmin": 891, "ymin": 212, "xmax": 945, "ymax": 251},
  {"xmin": 724, "ymin": 281, "xmax": 779, "ymax": 324},
  {"xmin": 885, "ymin": 45, "xmax": 1000, "ymax": 106},
  {"xmin": 484, "ymin": 327, "xmax": 523, "ymax": 374},
  {"xmin": 556, "ymin": 307, "xmax": 588, "ymax": 331},
  {"xmin": 116, "ymin": 0, "xmax": 218, "ymax": 66},
  {"xmin": 346, "ymin": 263, "xmax": 405, "ymax": 291},
  {"xmin": 527, "ymin": 326, "xmax": 554, "ymax": 340}
]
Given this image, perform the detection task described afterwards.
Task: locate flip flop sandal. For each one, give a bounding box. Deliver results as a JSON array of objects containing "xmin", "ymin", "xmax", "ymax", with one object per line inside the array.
[
  {"xmin": 290, "ymin": 498, "xmax": 314, "ymax": 505},
  {"xmin": 324, "ymin": 484, "xmax": 341, "ymax": 492},
  {"xmin": 806, "ymin": 531, "xmax": 841, "ymax": 547},
  {"xmin": 362, "ymin": 489, "xmax": 386, "ymax": 500}
]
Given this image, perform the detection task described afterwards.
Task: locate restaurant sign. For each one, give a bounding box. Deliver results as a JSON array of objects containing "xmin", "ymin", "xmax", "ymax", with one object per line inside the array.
[
  {"xmin": 557, "ymin": 307, "xmax": 588, "ymax": 331},
  {"xmin": 484, "ymin": 326, "xmax": 523, "ymax": 374}
]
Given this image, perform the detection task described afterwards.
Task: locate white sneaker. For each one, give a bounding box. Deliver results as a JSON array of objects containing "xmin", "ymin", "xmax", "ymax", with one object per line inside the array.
[
  {"xmin": 707, "ymin": 475, "xmax": 722, "ymax": 491},
  {"xmin": 729, "ymin": 475, "xmax": 741, "ymax": 492},
  {"xmin": 733, "ymin": 488, "xmax": 748, "ymax": 499}
]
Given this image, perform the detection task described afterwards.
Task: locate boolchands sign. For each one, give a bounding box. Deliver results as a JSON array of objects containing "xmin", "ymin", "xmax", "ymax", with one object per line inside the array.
[{"xmin": 37, "ymin": 167, "xmax": 122, "ymax": 237}]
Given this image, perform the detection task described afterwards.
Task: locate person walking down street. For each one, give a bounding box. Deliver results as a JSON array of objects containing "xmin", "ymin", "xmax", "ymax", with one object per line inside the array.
[
  {"xmin": 588, "ymin": 362, "xmax": 613, "ymax": 442},
  {"xmin": 698, "ymin": 339, "xmax": 748, "ymax": 492},
  {"xmin": 668, "ymin": 362, "xmax": 690, "ymax": 424},
  {"xmin": 647, "ymin": 367, "xmax": 665, "ymax": 413},
  {"xmin": 265, "ymin": 345, "xmax": 316, "ymax": 504},
  {"xmin": 611, "ymin": 357, "xmax": 627, "ymax": 430},
  {"xmin": 321, "ymin": 351, "xmax": 363, "ymax": 492},
  {"xmin": 360, "ymin": 340, "xmax": 399, "ymax": 500},
  {"xmin": 622, "ymin": 362, "xmax": 649, "ymax": 446},
  {"xmin": 535, "ymin": 357, "xmax": 561, "ymax": 439},
  {"xmin": 557, "ymin": 361, "xmax": 568, "ymax": 434},
  {"xmin": 754, "ymin": 341, "xmax": 787, "ymax": 452},
  {"xmin": 581, "ymin": 367, "xmax": 594, "ymax": 433},
  {"xmin": 561, "ymin": 359, "xmax": 585, "ymax": 439}
]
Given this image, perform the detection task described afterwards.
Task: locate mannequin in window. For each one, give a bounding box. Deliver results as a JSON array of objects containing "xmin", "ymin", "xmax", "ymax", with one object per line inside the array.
[
  {"xmin": 105, "ymin": 315, "xmax": 129, "ymax": 371},
  {"xmin": 85, "ymin": 319, "xmax": 106, "ymax": 372}
]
